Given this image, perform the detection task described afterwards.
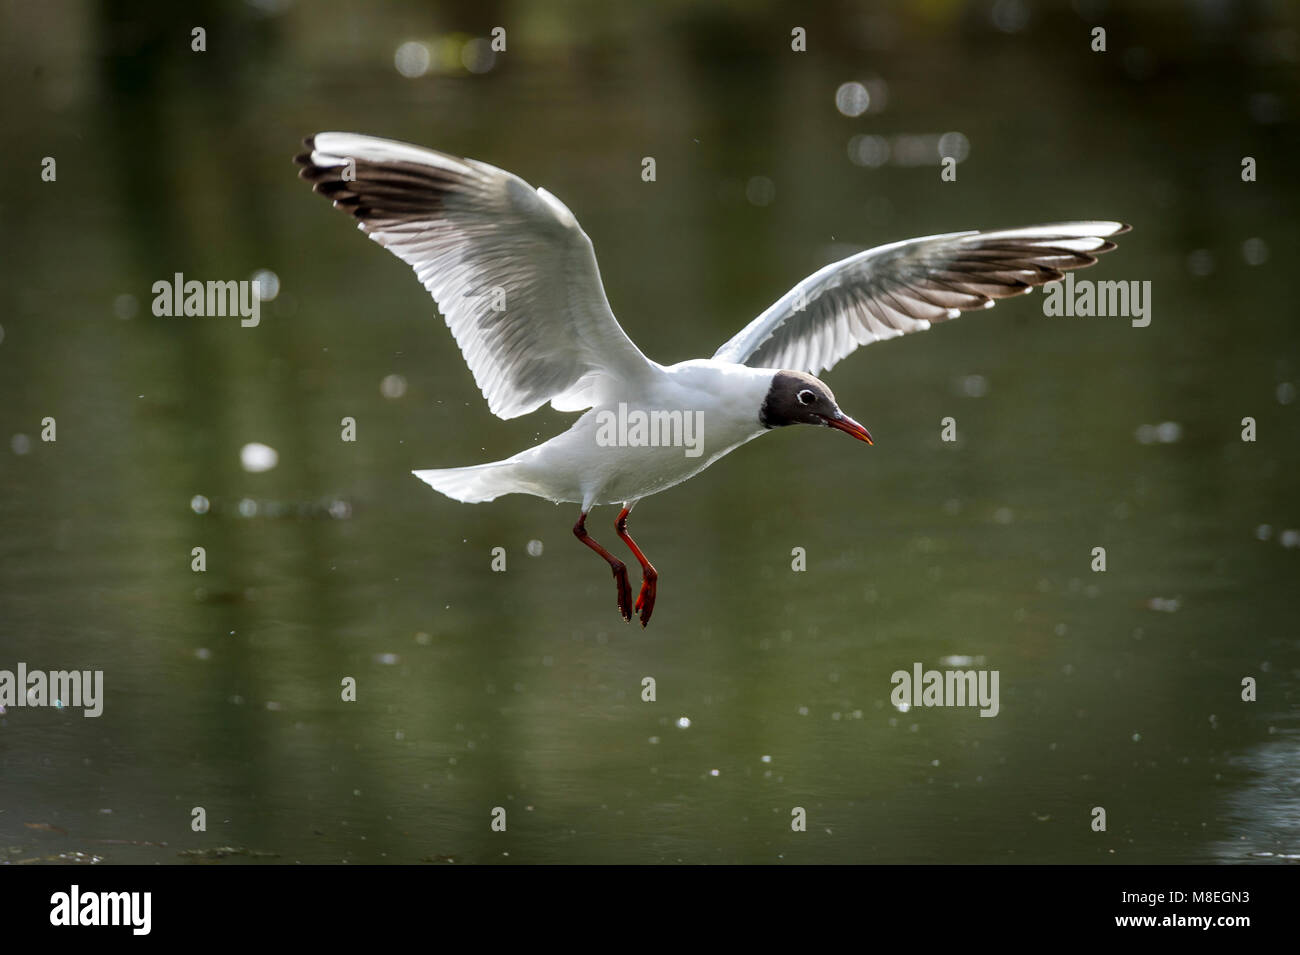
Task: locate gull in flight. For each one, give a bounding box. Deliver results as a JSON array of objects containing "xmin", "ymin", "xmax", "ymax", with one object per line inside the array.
[{"xmin": 296, "ymin": 132, "xmax": 1128, "ymax": 627}]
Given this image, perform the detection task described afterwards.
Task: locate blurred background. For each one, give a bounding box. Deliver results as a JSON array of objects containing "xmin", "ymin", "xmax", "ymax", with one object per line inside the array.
[{"xmin": 0, "ymin": 0, "xmax": 1297, "ymax": 864}]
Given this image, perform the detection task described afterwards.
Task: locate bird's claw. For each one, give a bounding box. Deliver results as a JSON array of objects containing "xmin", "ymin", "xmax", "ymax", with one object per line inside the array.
[{"xmin": 634, "ymin": 572, "xmax": 657, "ymax": 627}]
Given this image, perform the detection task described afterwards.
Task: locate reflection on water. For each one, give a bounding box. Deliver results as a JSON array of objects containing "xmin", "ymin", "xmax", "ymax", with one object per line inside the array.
[
  {"xmin": 1, "ymin": 1, "xmax": 1297, "ymax": 864},
  {"xmin": 1213, "ymin": 737, "xmax": 1300, "ymax": 863}
]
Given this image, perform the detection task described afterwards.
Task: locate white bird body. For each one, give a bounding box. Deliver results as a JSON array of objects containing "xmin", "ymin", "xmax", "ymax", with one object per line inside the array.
[
  {"xmin": 415, "ymin": 359, "xmax": 777, "ymax": 508},
  {"xmin": 296, "ymin": 131, "xmax": 1129, "ymax": 624}
]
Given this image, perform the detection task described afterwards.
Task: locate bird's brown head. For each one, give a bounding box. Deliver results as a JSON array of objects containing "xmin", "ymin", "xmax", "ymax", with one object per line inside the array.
[{"xmin": 759, "ymin": 370, "xmax": 873, "ymax": 444}]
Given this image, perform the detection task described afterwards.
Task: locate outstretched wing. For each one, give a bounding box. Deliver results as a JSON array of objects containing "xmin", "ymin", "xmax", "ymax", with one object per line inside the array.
[
  {"xmin": 296, "ymin": 132, "xmax": 655, "ymax": 419},
  {"xmin": 712, "ymin": 222, "xmax": 1131, "ymax": 374}
]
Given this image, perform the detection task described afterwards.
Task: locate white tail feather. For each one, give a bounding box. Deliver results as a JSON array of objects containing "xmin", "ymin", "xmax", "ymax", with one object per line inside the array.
[{"xmin": 412, "ymin": 462, "xmax": 525, "ymax": 503}]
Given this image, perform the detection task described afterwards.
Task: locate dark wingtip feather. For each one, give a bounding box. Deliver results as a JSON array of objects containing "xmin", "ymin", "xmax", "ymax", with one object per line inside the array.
[{"xmin": 293, "ymin": 136, "xmax": 316, "ymax": 167}]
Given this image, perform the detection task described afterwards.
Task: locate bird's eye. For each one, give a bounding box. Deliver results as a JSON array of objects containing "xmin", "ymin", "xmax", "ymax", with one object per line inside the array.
[{"xmin": 797, "ymin": 389, "xmax": 816, "ymax": 406}]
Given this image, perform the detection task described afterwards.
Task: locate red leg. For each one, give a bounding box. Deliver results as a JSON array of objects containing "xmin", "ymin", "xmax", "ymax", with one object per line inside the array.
[
  {"xmin": 615, "ymin": 507, "xmax": 658, "ymax": 628},
  {"xmin": 573, "ymin": 511, "xmax": 632, "ymax": 622}
]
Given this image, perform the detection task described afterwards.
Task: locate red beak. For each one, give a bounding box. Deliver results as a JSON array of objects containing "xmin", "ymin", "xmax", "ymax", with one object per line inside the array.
[{"xmin": 823, "ymin": 412, "xmax": 873, "ymax": 445}]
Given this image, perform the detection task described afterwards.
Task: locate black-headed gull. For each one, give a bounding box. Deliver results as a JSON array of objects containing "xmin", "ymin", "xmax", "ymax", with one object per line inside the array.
[{"xmin": 296, "ymin": 132, "xmax": 1128, "ymax": 627}]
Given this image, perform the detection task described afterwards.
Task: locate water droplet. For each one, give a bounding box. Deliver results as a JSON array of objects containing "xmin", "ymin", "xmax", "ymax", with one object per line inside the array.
[
  {"xmin": 937, "ymin": 131, "xmax": 970, "ymax": 162},
  {"xmin": 848, "ymin": 134, "xmax": 890, "ymax": 168},
  {"xmin": 394, "ymin": 41, "xmax": 431, "ymax": 78},
  {"xmin": 240, "ymin": 442, "xmax": 279, "ymax": 473},
  {"xmin": 1242, "ymin": 237, "xmax": 1269, "ymax": 265},
  {"xmin": 461, "ymin": 37, "xmax": 496, "ymax": 74},
  {"xmin": 251, "ymin": 269, "xmax": 280, "ymax": 301},
  {"xmin": 113, "ymin": 293, "xmax": 138, "ymax": 319},
  {"xmin": 835, "ymin": 81, "xmax": 870, "ymax": 117}
]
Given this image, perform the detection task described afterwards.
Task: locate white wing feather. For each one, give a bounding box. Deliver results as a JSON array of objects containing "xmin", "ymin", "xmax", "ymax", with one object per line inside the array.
[
  {"xmin": 713, "ymin": 221, "xmax": 1131, "ymax": 374},
  {"xmin": 297, "ymin": 132, "xmax": 655, "ymax": 419}
]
